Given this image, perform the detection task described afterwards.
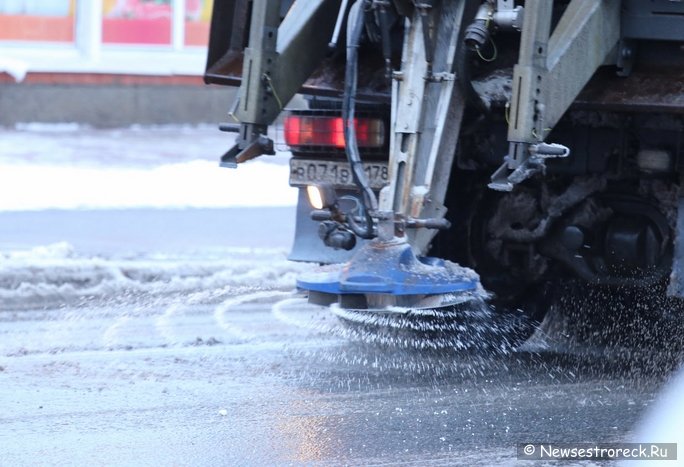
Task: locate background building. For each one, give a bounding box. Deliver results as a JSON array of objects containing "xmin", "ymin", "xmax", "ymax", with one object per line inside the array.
[{"xmin": 0, "ymin": 0, "xmax": 233, "ymax": 126}]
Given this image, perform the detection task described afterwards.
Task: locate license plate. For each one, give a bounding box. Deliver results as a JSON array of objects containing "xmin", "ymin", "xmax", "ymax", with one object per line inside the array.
[{"xmin": 289, "ymin": 159, "xmax": 389, "ymax": 190}]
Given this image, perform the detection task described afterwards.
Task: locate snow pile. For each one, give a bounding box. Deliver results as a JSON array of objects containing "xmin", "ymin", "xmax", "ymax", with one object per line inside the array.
[
  {"xmin": 0, "ymin": 57, "xmax": 28, "ymax": 82},
  {"xmin": 2, "ymin": 124, "xmax": 234, "ymax": 167},
  {"xmin": 0, "ymin": 160, "xmax": 296, "ymax": 210},
  {"xmin": 0, "ymin": 125, "xmax": 298, "ymax": 210},
  {"xmin": 12, "ymin": 123, "xmax": 84, "ymax": 132},
  {"xmin": 0, "ymin": 242, "xmax": 313, "ymax": 310}
]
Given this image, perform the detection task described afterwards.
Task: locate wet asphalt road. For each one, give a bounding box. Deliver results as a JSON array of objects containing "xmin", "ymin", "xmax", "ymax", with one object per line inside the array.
[
  {"xmin": 1, "ymin": 208, "xmax": 682, "ymax": 466},
  {"xmin": 0, "ymin": 292, "xmax": 679, "ymax": 466}
]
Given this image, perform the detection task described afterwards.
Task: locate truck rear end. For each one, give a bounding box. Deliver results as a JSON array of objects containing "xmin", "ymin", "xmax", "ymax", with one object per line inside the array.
[{"xmin": 204, "ymin": 0, "xmax": 684, "ymax": 348}]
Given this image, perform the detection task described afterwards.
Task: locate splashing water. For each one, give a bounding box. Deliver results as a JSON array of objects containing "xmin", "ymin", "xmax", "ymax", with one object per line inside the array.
[{"xmin": 270, "ymin": 294, "xmax": 534, "ymax": 354}]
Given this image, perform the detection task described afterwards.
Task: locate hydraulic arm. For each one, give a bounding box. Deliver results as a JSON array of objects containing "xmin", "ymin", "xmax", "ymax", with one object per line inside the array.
[
  {"xmin": 489, "ymin": 0, "xmax": 621, "ymax": 191},
  {"xmin": 219, "ymin": 0, "xmax": 341, "ymax": 167}
]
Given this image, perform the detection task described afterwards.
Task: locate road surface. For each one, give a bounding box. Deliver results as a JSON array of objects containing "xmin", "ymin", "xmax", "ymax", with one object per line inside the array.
[
  {"xmin": 1, "ymin": 126, "xmax": 682, "ymax": 466},
  {"xmin": 1, "ymin": 208, "xmax": 682, "ymax": 466}
]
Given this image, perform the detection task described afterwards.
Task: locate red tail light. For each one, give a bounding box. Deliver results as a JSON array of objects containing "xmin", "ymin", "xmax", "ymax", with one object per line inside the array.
[{"xmin": 284, "ymin": 116, "xmax": 384, "ymax": 149}]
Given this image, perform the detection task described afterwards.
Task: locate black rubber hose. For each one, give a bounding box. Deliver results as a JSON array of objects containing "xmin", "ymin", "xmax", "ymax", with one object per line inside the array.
[
  {"xmin": 378, "ymin": 4, "xmax": 393, "ymax": 79},
  {"xmin": 343, "ymin": 0, "xmax": 377, "ymax": 239}
]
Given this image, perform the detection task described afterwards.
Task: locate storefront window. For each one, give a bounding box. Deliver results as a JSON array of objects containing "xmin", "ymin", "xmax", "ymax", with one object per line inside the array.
[
  {"xmin": 184, "ymin": 0, "xmax": 212, "ymax": 47},
  {"xmin": 0, "ymin": 0, "xmax": 211, "ymax": 49},
  {"xmin": 0, "ymin": 0, "xmax": 76, "ymax": 42},
  {"xmin": 103, "ymin": 0, "xmax": 172, "ymax": 45}
]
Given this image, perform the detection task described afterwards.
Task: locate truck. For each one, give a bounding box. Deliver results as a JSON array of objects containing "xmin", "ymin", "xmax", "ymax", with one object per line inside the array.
[{"xmin": 204, "ymin": 0, "xmax": 684, "ymax": 348}]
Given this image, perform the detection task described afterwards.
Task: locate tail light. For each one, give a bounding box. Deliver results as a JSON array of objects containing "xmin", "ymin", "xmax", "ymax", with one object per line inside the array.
[{"xmin": 284, "ymin": 116, "xmax": 385, "ymax": 149}]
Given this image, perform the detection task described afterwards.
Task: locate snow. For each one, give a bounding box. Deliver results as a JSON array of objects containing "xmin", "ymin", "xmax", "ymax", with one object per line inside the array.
[
  {"xmin": 0, "ymin": 56, "xmax": 28, "ymax": 82},
  {"xmin": 0, "ymin": 125, "xmax": 308, "ymax": 307},
  {"xmin": 0, "ymin": 125, "xmax": 297, "ymax": 210},
  {"xmin": 0, "ymin": 47, "xmax": 207, "ymax": 77},
  {"xmin": 0, "ymin": 159, "xmax": 295, "ymax": 210},
  {"xmin": 13, "ymin": 122, "xmax": 85, "ymax": 132},
  {"xmin": 0, "ymin": 241, "xmax": 311, "ymax": 309}
]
